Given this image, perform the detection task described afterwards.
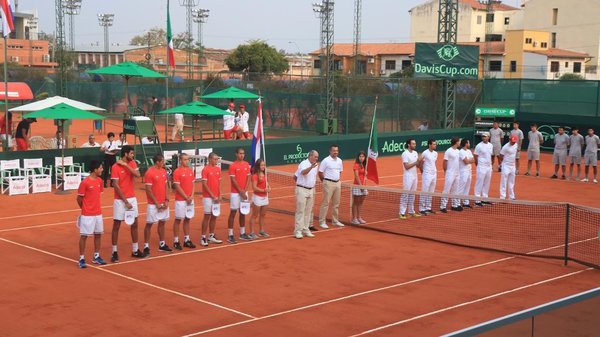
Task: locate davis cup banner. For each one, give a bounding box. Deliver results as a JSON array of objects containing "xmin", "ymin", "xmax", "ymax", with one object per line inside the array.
[{"xmin": 414, "ymin": 43, "xmax": 480, "ymax": 80}]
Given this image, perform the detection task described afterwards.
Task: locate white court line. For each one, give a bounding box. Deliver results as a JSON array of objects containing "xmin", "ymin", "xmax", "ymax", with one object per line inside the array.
[
  {"xmin": 0, "ymin": 236, "xmax": 256, "ymax": 319},
  {"xmin": 0, "ymin": 201, "xmax": 148, "ymax": 221},
  {"xmin": 348, "ymin": 268, "xmax": 593, "ymax": 337},
  {"xmin": 100, "ymin": 227, "xmax": 345, "ymax": 268}
]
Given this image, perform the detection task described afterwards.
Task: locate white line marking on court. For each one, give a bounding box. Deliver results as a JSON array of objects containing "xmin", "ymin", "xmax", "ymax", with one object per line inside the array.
[
  {"xmin": 0, "ymin": 236, "xmax": 256, "ymax": 319},
  {"xmin": 347, "ymin": 268, "xmax": 593, "ymax": 337},
  {"xmin": 0, "ymin": 201, "xmax": 148, "ymax": 221}
]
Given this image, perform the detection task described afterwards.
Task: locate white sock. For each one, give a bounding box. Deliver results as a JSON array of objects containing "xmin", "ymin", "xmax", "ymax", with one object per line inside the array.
[
  {"xmin": 174, "ymin": 236, "xmax": 179, "ymax": 243},
  {"xmin": 184, "ymin": 235, "xmax": 190, "ymax": 242},
  {"xmin": 240, "ymin": 227, "xmax": 246, "ymax": 235},
  {"xmin": 132, "ymin": 242, "xmax": 139, "ymax": 251},
  {"xmin": 209, "ymin": 233, "xmax": 215, "ymax": 238},
  {"xmin": 228, "ymin": 229, "xmax": 233, "ymax": 236},
  {"xmin": 93, "ymin": 252, "xmax": 100, "ymax": 259},
  {"xmin": 79, "ymin": 255, "xmax": 85, "ymax": 260},
  {"xmin": 112, "ymin": 245, "xmax": 117, "ymax": 253},
  {"xmin": 144, "ymin": 243, "xmax": 149, "ymax": 248},
  {"xmin": 201, "ymin": 235, "xmax": 206, "ymax": 239},
  {"xmin": 159, "ymin": 241, "xmax": 165, "ymax": 247}
]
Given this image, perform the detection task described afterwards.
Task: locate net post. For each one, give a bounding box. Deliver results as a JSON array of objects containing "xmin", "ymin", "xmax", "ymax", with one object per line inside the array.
[{"xmin": 564, "ymin": 203, "xmax": 570, "ymax": 266}]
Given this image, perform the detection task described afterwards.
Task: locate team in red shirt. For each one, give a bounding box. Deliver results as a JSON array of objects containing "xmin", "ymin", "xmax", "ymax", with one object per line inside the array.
[
  {"xmin": 143, "ymin": 154, "xmax": 171, "ymax": 256},
  {"xmin": 200, "ymin": 152, "xmax": 222, "ymax": 247},
  {"xmin": 171, "ymin": 153, "xmax": 196, "ymax": 250},
  {"xmin": 227, "ymin": 147, "xmax": 251, "ymax": 243},
  {"xmin": 76, "ymin": 161, "xmax": 106, "ymax": 268},
  {"xmin": 249, "ymin": 159, "xmax": 271, "ymax": 239}
]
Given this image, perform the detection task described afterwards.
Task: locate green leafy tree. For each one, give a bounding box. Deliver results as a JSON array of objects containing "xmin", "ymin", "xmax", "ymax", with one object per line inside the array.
[
  {"xmin": 559, "ymin": 73, "xmax": 584, "ymax": 80},
  {"xmin": 130, "ymin": 27, "xmax": 167, "ymax": 46},
  {"xmin": 225, "ymin": 40, "xmax": 289, "ymax": 75}
]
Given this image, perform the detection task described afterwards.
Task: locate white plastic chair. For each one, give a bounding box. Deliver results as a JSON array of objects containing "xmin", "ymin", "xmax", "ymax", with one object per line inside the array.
[
  {"xmin": 1, "ymin": 159, "xmax": 28, "ymax": 195},
  {"xmin": 54, "ymin": 156, "xmax": 83, "ymax": 190},
  {"xmin": 23, "ymin": 158, "xmax": 52, "ymax": 193}
]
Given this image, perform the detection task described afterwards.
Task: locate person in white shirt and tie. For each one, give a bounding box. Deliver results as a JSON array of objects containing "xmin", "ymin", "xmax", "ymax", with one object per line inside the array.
[
  {"xmin": 318, "ymin": 144, "xmax": 344, "ymax": 229},
  {"xmin": 294, "ymin": 150, "xmax": 319, "ymax": 239}
]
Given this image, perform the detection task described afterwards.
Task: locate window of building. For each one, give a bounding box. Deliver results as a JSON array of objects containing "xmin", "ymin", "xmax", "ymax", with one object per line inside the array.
[
  {"xmin": 550, "ymin": 61, "xmax": 559, "ymax": 72},
  {"xmin": 541, "ymin": 42, "xmax": 548, "ymax": 48},
  {"xmin": 504, "ymin": 17, "xmax": 510, "ymax": 25},
  {"xmin": 565, "ymin": 62, "xmax": 569, "ymax": 68},
  {"xmin": 313, "ymin": 59, "xmax": 321, "ymax": 69},
  {"xmin": 551, "ymin": 32, "xmax": 557, "ymax": 48},
  {"xmin": 489, "ymin": 60, "xmax": 502, "ymax": 72},
  {"xmin": 385, "ymin": 60, "xmax": 396, "ymax": 70},
  {"xmin": 475, "ymin": 37, "xmax": 481, "ymax": 42},
  {"xmin": 401, "ymin": 60, "xmax": 412, "ymax": 69},
  {"xmin": 510, "ymin": 61, "xmax": 517, "ymax": 72},
  {"xmin": 334, "ymin": 60, "xmax": 342, "ymax": 70},
  {"xmin": 485, "ymin": 34, "xmax": 503, "ymax": 42},
  {"xmin": 477, "ymin": 15, "xmax": 482, "ymax": 24},
  {"xmin": 574, "ymin": 62, "xmax": 582, "ymax": 73},
  {"xmin": 486, "ymin": 13, "xmax": 494, "ymax": 23},
  {"xmin": 552, "ymin": 8, "xmax": 558, "ymax": 25},
  {"xmin": 525, "ymin": 38, "xmax": 533, "ymax": 44}
]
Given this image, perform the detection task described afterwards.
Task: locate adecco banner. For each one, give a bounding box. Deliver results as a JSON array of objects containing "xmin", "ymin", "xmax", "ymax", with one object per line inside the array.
[{"xmin": 414, "ymin": 43, "xmax": 480, "ymax": 80}]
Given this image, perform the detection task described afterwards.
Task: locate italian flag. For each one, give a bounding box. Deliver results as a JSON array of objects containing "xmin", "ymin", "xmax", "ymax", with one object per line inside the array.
[
  {"xmin": 166, "ymin": 0, "xmax": 175, "ymax": 67},
  {"xmin": 366, "ymin": 104, "xmax": 379, "ymax": 184}
]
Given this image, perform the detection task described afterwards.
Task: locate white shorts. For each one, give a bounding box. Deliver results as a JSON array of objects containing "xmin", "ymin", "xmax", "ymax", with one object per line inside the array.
[
  {"xmin": 252, "ymin": 194, "xmax": 269, "ymax": 207},
  {"xmin": 584, "ymin": 153, "xmax": 598, "ymax": 166},
  {"xmin": 527, "ymin": 149, "xmax": 540, "ymax": 161},
  {"xmin": 113, "ymin": 198, "xmax": 138, "ymax": 221},
  {"xmin": 569, "ymin": 155, "xmax": 582, "ymax": 165},
  {"xmin": 146, "ymin": 204, "xmax": 170, "ymax": 224},
  {"xmin": 79, "ymin": 215, "xmax": 104, "ymax": 236},
  {"xmin": 174, "ymin": 200, "xmax": 194, "ymax": 219},
  {"xmin": 352, "ymin": 187, "xmax": 369, "ymax": 196},
  {"xmin": 553, "ymin": 150, "xmax": 567, "ymax": 165},
  {"xmin": 230, "ymin": 193, "xmax": 243, "ymax": 210},
  {"xmin": 203, "ymin": 197, "xmax": 214, "ymax": 214},
  {"xmin": 492, "ymin": 143, "xmax": 501, "ymax": 156}
]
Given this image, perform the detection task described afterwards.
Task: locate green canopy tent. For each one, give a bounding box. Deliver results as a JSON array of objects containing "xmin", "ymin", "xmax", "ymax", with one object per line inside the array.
[
  {"xmin": 201, "ymin": 87, "xmax": 260, "ymax": 99},
  {"xmin": 23, "ymin": 103, "xmax": 106, "ymax": 193},
  {"xmin": 87, "ymin": 62, "xmax": 166, "ymax": 113}
]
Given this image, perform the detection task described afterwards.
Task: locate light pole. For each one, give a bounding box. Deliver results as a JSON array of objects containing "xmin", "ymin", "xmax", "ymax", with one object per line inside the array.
[
  {"xmin": 192, "ymin": 8, "xmax": 209, "ymax": 81},
  {"xmin": 63, "ymin": 0, "xmax": 82, "ymax": 50},
  {"xmin": 27, "ymin": 17, "xmax": 38, "ymax": 66},
  {"xmin": 179, "ymin": 0, "xmax": 199, "ymax": 79},
  {"xmin": 288, "ymin": 41, "xmax": 304, "ymax": 80},
  {"xmin": 97, "ymin": 13, "xmax": 114, "ymax": 66}
]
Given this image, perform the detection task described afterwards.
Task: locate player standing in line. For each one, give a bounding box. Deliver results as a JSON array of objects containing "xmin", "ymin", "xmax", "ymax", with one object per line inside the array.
[
  {"xmin": 583, "ymin": 128, "xmax": 600, "ymax": 183},
  {"xmin": 551, "ymin": 126, "xmax": 570, "ymax": 180},
  {"xmin": 399, "ymin": 139, "xmax": 422, "ymax": 219},
  {"xmin": 351, "ymin": 151, "xmax": 368, "ymax": 225},
  {"xmin": 499, "ymin": 135, "xmax": 519, "ymax": 200},
  {"xmin": 249, "ymin": 159, "xmax": 271, "ymax": 238},
  {"xmin": 489, "ymin": 122, "xmax": 505, "ymax": 172},
  {"xmin": 110, "ymin": 145, "xmax": 144, "ymax": 262},
  {"xmin": 510, "ymin": 122, "xmax": 524, "ymax": 174},
  {"xmin": 143, "ymin": 154, "xmax": 171, "ymax": 257},
  {"xmin": 440, "ymin": 137, "xmax": 462, "ymax": 213},
  {"xmin": 473, "ymin": 132, "xmax": 494, "ymax": 206},
  {"xmin": 419, "ymin": 139, "xmax": 438, "ymax": 215},
  {"xmin": 200, "ymin": 152, "xmax": 223, "ymax": 247},
  {"xmin": 568, "ymin": 127, "xmax": 584, "ymax": 181},
  {"xmin": 227, "ymin": 147, "xmax": 251, "ymax": 243},
  {"xmin": 525, "ymin": 123, "xmax": 544, "ymax": 177},
  {"xmin": 458, "ymin": 139, "xmax": 474, "ymax": 208},
  {"xmin": 171, "ymin": 153, "xmax": 196, "ymax": 250},
  {"xmin": 76, "ymin": 161, "xmax": 107, "ymax": 268}
]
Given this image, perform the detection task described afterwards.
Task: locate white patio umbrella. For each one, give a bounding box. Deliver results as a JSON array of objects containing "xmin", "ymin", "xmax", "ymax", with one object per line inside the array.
[{"xmin": 9, "ymin": 96, "xmax": 105, "ymax": 112}]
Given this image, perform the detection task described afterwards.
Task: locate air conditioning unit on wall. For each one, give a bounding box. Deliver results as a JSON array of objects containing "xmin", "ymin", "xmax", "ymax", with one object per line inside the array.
[
  {"xmin": 11, "ymin": 56, "xmax": 19, "ymax": 62},
  {"xmin": 368, "ymin": 57, "xmax": 375, "ymax": 64}
]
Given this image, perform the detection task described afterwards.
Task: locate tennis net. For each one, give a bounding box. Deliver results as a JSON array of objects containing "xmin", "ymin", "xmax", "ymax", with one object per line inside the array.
[{"xmin": 221, "ymin": 160, "xmax": 600, "ymax": 269}]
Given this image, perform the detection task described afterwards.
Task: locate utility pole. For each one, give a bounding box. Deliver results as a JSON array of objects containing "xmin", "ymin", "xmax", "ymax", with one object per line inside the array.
[
  {"xmin": 353, "ymin": 0, "xmax": 362, "ymax": 76},
  {"xmin": 192, "ymin": 8, "xmax": 209, "ymax": 82},
  {"xmin": 313, "ymin": 1, "xmax": 335, "ymax": 135},
  {"xmin": 63, "ymin": 0, "xmax": 82, "ymax": 51},
  {"xmin": 437, "ymin": 0, "xmax": 458, "ymax": 129},
  {"xmin": 97, "ymin": 14, "xmax": 114, "ymax": 67},
  {"xmin": 179, "ymin": 0, "xmax": 199, "ymax": 80}
]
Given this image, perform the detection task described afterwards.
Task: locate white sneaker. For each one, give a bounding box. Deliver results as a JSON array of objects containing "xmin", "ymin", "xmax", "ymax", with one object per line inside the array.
[
  {"xmin": 319, "ymin": 222, "xmax": 329, "ymax": 229},
  {"xmin": 358, "ymin": 218, "xmax": 367, "ymax": 224},
  {"xmin": 303, "ymin": 231, "xmax": 315, "ymax": 238},
  {"xmin": 582, "ymin": 178, "xmax": 589, "ymax": 182},
  {"xmin": 294, "ymin": 231, "xmax": 303, "ymax": 239},
  {"xmin": 350, "ymin": 218, "xmax": 360, "ymax": 225},
  {"xmin": 332, "ymin": 221, "xmax": 345, "ymax": 227},
  {"xmin": 208, "ymin": 236, "xmax": 222, "ymax": 244},
  {"xmin": 594, "ymin": 179, "xmax": 598, "ymax": 184}
]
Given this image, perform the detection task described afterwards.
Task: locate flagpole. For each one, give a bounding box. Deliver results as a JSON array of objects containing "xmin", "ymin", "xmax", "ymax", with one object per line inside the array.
[
  {"xmin": 364, "ymin": 95, "xmax": 378, "ymax": 185},
  {"xmin": 164, "ymin": 0, "xmax": 170, "ymax": 144},
  {"xmin": 3, "ymin": 35, "xmax": 8, "ymax": 152}
]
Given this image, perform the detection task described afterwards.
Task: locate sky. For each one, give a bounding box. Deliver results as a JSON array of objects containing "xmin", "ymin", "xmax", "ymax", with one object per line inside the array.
[{"xmin": 18, "ymin": 0, "xmax": 519, "ymax": 53}]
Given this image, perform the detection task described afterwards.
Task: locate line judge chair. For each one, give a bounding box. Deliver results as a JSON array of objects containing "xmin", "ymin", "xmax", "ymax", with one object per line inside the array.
[
  {"xmin": 22, "ymin": 158, "xmax": 52, "ymax": 193},
  {"xmin": 1, "ymin": 159, "xmax": 27, "ymax": 195},
  {"xmin": 54, "ymin": 156, "xmax": 83, "ymax": 190}
]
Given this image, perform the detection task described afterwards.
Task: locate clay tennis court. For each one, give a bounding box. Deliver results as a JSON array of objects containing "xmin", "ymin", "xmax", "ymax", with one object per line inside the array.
[{"xmin": 1, "ymin": 153, "xmax": 599, "ymax": 336}]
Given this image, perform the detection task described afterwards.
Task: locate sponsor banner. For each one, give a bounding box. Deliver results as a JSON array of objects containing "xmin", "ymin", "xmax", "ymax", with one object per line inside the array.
[
  {"xmin": 414, "ymin": 43, "xmax": 480, "ymax": 80},
  {"xmin": 64, "ymin": 173, "xmax": 81, "ymax": 190},
  {"xmin": 9, "ymin": 177, "xmax": 28, "ymax": 196},
  {"xmin": 32, "ymin": 175, "xmax": 51, "ymax": 193}
]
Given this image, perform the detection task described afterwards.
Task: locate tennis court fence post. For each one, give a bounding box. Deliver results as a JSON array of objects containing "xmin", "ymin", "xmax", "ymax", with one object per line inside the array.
[{"xmin": 564, "ymin": 203, "xmax": 571, "ymax": 266}]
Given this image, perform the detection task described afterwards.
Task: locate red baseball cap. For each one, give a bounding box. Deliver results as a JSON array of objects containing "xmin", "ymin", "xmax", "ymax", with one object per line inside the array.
[
  {"xmin": 228, "ymin": 102, "xmax": 235, "ymax": 108},
  {"xmin": 239, "ymin": 104, "xmax": 245, "ymax": 109},
  {"xmin": 510, "ymin": 134, "xmax": 518, "ymax": 142}
]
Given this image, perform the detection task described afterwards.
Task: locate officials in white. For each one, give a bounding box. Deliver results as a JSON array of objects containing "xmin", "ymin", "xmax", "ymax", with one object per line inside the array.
[
  {"xmin": 473, "ymin": 132, "xmax": 494, "ymax": 206},
  {"xmin": 458, "ymin": 139, "xmax": 474, "ymax": 208},
  {"xmin": 551, "ymin": 126, "xmax": 570, "ymax": 180},
  {"xmin": 525, "ymin": 123, "xmax": 544, "ymax": 177},
  {"xmin": 294, "ymin": 150, "xmax": 319, "ymax": 239},
  {"xmin": 440, "ymin": 137, "xmax": 462, "ymax": 212},
  {"xmin": 170, "ymin": 113, "xmax": 184, "ymax": 141},
  {"xmin": 509, "ymin": 122, "xmax": 524, "ymax": 174},
  {"xmin": 499, "ymin": 134, "xmax": 519, "ymax": 200},
  {"xmin": 489, "ymin": 122, "xmax": 505, "ymax": 171},
  {"xmin": 399, "ymin": 139, "xmax": 422, "ymax": 219},
  {"xmin": 318, "ymin": 144, "xmax": 344, "ymax": 228},
  {"xmin": 419, "ymin": 139, "xmax": 438, "ymax": 215},
  {"xmin": 583, "ymin": 128, "xmax": 600, "ymax": 183}
]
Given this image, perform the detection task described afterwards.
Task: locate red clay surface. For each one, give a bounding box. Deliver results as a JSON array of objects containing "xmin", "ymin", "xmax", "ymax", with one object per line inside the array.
[{"xmin": 1, "ymin": 153, "xmax": 599, "ymax": 337}]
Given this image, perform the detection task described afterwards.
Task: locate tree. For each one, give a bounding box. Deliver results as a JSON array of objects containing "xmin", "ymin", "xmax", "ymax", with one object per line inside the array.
[
  {"xmin": 559, "ymin": 73, "xmax": 584, "ymax": 80},
  {"xmin": 130, "ymin": 27, "xmax": 167, "ymax": 46},
  {"xmin": 225, "ymin": 40, "xmax": 289, "ymax": 75}
]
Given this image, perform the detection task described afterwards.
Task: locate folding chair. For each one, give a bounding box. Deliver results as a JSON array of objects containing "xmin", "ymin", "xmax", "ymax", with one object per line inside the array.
[
  {"xmin": 1, "ymin": 159, "xmax": 28, "ymax": 195},
  {"xmin": 23, "ymin": 158, "xmax": 52, "ymax": 193},
  {"xmin": 54, "ymin": 156, "xmax": 83, "ymax": 190}
]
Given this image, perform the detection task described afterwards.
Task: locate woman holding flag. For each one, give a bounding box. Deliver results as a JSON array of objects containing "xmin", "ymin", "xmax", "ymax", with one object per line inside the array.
[{"xmin": 351, "ymin": 151, "xmax": 368, "ymax": 225}]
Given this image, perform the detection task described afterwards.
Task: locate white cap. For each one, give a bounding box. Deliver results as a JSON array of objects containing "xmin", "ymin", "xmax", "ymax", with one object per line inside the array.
[{"xmin": 481, "ymin": 132, "xmax": 490, "ymax": 137}]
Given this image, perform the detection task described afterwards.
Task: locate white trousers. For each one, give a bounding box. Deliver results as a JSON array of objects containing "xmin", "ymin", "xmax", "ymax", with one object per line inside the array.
[
  {"xmin": 474, "ymin": 165, "xmax": 492, "ymax": 198},
  {"xmin": 295, "ymin": 186, "xmax": 315, "ymax": 233},
  {"xmin": 399, "ymin": 174, "xmax": 418, "ymax": 215},
  {"xmin": 420, "ymin": 172, "xmax": 437, "ymax": 211},
  {"xmin": 458, "ymin": 169, "xmax": 472, "ymax": 205},
  {"xmin": 440, "ymin": 172, "xmax": 460, "ymax": 209},
  {"xmin": 499, "ymin": 164, "xmax": 516, "ymax": 200}
]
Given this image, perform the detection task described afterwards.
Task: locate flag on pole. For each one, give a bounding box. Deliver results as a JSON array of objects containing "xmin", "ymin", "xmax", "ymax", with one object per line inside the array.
[
  {"xmin": 250, "ymin": 98, "xmax": 264, "ymax": 166},
  {"xmin": 366, "ymin": 108, "xmax": 379, "ymax": 184},
  {"xmin": 166, "ymin": 0, "xmax": 175, "ymax": 67},
  {"xmin": 0, "ymin": 0, "xmax": 14, "ymax": 38}
]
